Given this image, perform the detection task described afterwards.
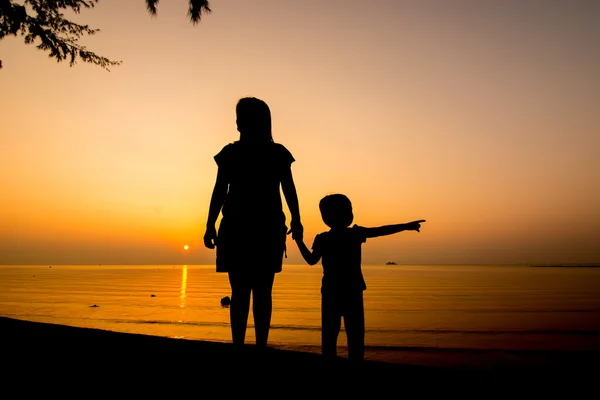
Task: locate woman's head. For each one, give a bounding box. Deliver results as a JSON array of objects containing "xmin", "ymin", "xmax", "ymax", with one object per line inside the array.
[
  {"xmin": 319, "ymin": 194, "xmax": 354, "ymax": 229},
  {"xmin": 236, "ymin": 97, "xmax": 273, "ymax": 143}
]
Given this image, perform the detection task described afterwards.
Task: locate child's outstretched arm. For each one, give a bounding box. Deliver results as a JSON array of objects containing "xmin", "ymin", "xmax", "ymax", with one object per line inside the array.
[
  {"xmin": 363, "ymin": 220, "xmax": 426, "ymax": 239},
  {"xmin": 295, "ymin": 238, "xmax": 321, "ymax": 266}
]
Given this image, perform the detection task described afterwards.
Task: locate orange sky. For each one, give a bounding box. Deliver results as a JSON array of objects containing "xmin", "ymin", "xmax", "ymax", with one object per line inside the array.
[{"xmin": 1, "ymin": 0, "xmax": 599, "ymax": 265}]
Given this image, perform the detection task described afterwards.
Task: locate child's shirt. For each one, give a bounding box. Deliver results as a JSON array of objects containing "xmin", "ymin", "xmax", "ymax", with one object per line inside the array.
[{"xmin": 312, "ymin": 225, "xmax": 368, "ymax": 295}]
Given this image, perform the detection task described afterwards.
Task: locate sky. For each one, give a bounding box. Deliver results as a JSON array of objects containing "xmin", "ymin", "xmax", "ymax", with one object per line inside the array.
[{"xmin": 1, "ymin": 0, "xmax": 599, "ymax": 265}]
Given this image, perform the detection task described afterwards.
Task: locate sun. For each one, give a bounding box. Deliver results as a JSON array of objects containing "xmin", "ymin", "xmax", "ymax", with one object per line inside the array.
[{"xmin": 183, "ymin": 245, "xmax": 189, "ymax": 250}]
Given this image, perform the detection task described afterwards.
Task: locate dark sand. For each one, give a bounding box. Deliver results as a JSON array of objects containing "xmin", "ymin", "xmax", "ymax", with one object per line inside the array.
[{"xmin": 1, "ymin": 316, "xmax": 596, "ymax": 395}]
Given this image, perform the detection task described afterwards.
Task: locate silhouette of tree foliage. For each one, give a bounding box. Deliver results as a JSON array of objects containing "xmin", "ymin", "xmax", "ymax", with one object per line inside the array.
[
  {"xmin": 146, "ymin": 0, "xmax": 211, "ymax": 24},
  {"xmin": 0, "ymin": 0, "xmax": 211, "ymax": 71}
]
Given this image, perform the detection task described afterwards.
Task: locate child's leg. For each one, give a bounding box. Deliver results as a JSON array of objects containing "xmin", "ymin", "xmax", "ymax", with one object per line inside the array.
[
  {"xmin": 343, "ymin": 292, "xmax": 365, "ymax": 362},
  {"xmin": 321, "ymin": 293, "xmax": 342, "ymax": 359},
  {"xmin": 228, "ymin": 271, "xmax": 252, "ymax": 346},
  {"xmin": 251, "ymin": 271, "xmax": 276, "ymax": 348}
]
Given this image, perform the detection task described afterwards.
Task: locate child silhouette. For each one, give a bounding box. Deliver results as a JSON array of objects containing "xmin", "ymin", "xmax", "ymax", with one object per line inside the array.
[{"xmin": 294, "ymin": 193, "xmax": 424, "ymax": 362}]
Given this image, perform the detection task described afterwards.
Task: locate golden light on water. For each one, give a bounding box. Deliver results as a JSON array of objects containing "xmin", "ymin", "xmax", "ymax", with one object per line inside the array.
[{"xmin": 179, "ymin": 265, "xmax": 188, "ymax": 308}]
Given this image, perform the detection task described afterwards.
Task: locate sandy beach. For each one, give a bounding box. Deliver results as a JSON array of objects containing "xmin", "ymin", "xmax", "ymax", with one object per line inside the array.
[{"xmin": 1, "ymin": 316, "xmax": 597, "ymax": 395}]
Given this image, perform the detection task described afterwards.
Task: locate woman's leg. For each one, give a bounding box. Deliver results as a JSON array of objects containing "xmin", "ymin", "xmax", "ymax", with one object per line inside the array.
[
  {"xmin": 252, "ymin": 272, "xmax": 275, "ymax": 348},
  {"xmin": 321, "ymin": 293, "xmax": 342, "ymax": 359},
  {"xmin": 228, "ymin": 271, "xmax": 252, "ymax": 346}
]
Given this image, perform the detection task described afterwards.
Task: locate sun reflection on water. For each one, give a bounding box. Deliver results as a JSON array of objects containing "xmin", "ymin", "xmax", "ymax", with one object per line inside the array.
[{"xmin": 180, "ymin": 265, "xmax": 188, "ymax": 308}]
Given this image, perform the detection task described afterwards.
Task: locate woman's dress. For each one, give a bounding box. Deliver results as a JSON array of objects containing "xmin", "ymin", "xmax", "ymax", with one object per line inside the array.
[{"xmin": 214, "ymin": 141, "xmax": 294, "ymax": 274}]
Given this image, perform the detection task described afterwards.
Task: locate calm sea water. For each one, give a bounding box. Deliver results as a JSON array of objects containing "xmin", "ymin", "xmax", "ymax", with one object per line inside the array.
[{"xmin": 2, "ymin": 264, "xmax": 600, "ymax": 367}]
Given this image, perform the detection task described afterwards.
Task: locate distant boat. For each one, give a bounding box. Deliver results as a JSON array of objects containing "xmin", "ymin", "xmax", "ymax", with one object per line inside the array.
[{"xmin": 385, "ymin": 261, "xmax": 398, "ymax": 265}]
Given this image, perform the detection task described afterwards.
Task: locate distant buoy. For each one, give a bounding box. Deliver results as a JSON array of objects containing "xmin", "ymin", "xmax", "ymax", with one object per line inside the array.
[
  {"xmin": 90, "ymin": 304, "xmax": 99, "ymax": 308},
  {"xmin": 151, "ymin": 294, "xmax": 156, "ymax": 297}
]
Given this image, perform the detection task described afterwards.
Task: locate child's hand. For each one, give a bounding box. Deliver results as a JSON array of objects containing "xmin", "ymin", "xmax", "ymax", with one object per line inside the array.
[{"xmin": 407, "ymin": 220, "xmax": 426, "ymax": 232}]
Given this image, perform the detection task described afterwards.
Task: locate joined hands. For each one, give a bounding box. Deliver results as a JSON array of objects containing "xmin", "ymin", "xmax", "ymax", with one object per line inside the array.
[{"xmin": 287, "ymin": 220, "xmax": 304, "ymax": 241}]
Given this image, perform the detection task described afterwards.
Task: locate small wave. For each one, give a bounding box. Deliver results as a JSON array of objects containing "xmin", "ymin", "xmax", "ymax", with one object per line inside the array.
[
  {"xmin": 362, "ymin": 345, "xmax": 600, "ymax": 355},
  {"xmin": 107, "ymin": 319, "xmax": 323, "ymax": 332},
  {"xmin": 269, "ymin": 324, "xmax": 600, "ymax": 336},
  {"xmin": 106, "ymin": 319, "xmax": 600, "ymax": 337},
  {"xmin": 460, "ymin": 309, "xmax": 600, "ymax": 314},
  {"xmin": 376, "ymin": 308, "xmax": 600, "ymax": 314},
  {"xmin": 8, "ymin": 314, "xmax": 600, "ymax": 338},
  {"xmin": 365, "ymin": 328, "xmax": 600, "ymax": 336},
  {"xmin": 104, "ymin": 319, "xmax": 231, "ymax": 329}
]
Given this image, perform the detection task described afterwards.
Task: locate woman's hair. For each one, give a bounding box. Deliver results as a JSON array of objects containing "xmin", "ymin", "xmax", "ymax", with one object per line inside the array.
[
  {"xmin": 236, "ymin": 97, "xmax": 273, "ymax": 143},
  {"xmin": 319, "ymin": 194, "xmax": 354, "ymax": 229}
]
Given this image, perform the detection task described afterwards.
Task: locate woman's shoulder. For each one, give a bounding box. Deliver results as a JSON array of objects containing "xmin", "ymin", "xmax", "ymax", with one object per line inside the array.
[
  {"xmin": 216, "ymin": 141, "xmax": 238, "ymax": 153},
  {"xmin": 271, "ymin": 142, "xmax": 288, "ymax": 150},
  {"xmin": 216, "ymin": 141, "xmax": 294, "ymax": 165},
  {"xmin": 224, "ymin": 141, "xmax": 241, "ymax": 151},
  {"xmin": 214, "ymin": 142, "xmax": 240, "ymax": 165},
  {"xmin": 271, "ymin": 142, "xmax": 295, "ymax": 163}
]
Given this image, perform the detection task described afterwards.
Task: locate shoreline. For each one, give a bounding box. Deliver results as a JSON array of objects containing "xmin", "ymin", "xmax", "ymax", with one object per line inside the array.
[
  {"xmin": 1, "ymin": 316, "xmax": 597, "ymax": 393},
  {"xmin": 529, "ymin": 264, "xmax": 600, "ymax": 268}
]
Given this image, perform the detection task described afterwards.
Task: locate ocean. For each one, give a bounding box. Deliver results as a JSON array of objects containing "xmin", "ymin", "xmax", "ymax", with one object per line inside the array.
[{"xmin": 2, "ymin": 264, "xmax": 600, "ymax": 368}]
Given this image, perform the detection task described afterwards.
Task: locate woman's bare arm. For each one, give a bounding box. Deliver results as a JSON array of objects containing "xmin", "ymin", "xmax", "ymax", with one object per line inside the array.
[
  {"xmin": 281, "ymin": 167, "xmax": 303, "ymax": 240},
  {"xmin": 204, "ymin": 168, "xmax": 228, "ymax": 249}
]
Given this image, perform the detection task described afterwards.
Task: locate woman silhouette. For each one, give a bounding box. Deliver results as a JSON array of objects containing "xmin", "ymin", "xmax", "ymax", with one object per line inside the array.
[{"xmin": 204, "ymin": 97, "xmax": 303, "ymax": 348}]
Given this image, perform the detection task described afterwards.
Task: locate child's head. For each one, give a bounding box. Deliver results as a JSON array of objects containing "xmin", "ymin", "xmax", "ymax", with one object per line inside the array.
[
  {"xmin": 319, "ymin": 194, "xmax": 354, "ymax": 229},
  {"xmin": 236, "ymin": 97, "xmax": 273, "ymax": 143}
]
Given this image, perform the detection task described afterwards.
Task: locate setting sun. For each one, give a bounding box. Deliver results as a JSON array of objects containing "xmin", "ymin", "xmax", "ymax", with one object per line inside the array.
[{"xmin": 183, "ymin": 245, "xmax": 189, "ymax": 251}]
